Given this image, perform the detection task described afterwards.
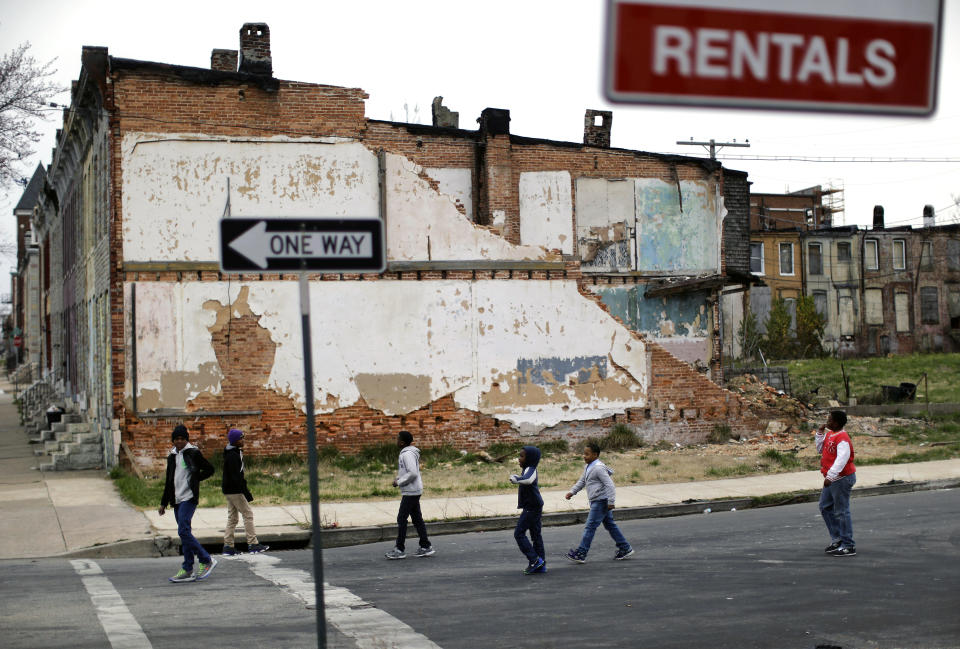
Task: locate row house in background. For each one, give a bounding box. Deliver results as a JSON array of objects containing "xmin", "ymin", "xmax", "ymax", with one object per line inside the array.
[
  {"xmin": 20, "ymin": 23, "xmax": 763, "ymax": 472},
  {"xmin": 746, "ymin": 197, "xmax": 960, "ymax": 358}
]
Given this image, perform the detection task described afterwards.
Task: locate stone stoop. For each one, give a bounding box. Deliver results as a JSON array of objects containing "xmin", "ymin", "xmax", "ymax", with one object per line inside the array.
[{"xmin": 35, "ymin": 415, "xmax": 104, "ymax": 471}]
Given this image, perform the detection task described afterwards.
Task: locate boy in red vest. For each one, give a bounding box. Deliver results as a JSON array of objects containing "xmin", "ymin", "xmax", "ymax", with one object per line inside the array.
[{"xmin": 816, "ymin": 410, "xmax": 857, "ymax": 557}]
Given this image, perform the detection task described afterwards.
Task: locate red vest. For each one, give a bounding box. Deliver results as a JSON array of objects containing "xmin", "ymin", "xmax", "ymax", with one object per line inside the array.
[{"xmin": 821, "ymin": 430, "xmax": 856, "ymax": 477}]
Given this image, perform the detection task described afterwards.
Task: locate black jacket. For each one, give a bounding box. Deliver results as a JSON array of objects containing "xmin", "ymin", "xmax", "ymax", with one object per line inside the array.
[
  {"xmin": 221, "ymin": 446, "xmax": 253, "ymax": 501},
  {"xmin": 161, "ymin": 445, "xmax": 214, "ymax": 508}
]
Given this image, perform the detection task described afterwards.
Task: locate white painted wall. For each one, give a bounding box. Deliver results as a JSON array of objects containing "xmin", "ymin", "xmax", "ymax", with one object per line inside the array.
[
  {"xmin": 424, "ymin": 167, "xmax": 473, "ymax": 218},
  {"xmin": 133, "ymin": 279, "xmax": 649, "ymax": 431},
  {"xmin": 519, "ymin": 171, "xmax": 573, "ymax": 254}
]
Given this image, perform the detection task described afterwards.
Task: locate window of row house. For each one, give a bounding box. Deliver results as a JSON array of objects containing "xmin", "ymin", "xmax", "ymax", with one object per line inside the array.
[
  {"xmin": 921, "ymin": 241, "xmax": 933, "ymax": 270},
  {"xmin": 779, "ymin": 242, "xmax": 794, "ymax": 275},
  {"xmin": 949, "ymin": 287, "xmax": 960, "ymax": 329},
  {"xmin": 895, "ymin": 292, "xmax": 910, "ymax": 332},
  {"xmin": 864, "ymin": 239, "xmax": 878, "ymax": 270},
  {"xmin": 949, "ymin": 240, "xmax": 960, "ymax": 271},
  {"xmin": 837, "ymin": 241, "xmax": 852, "ymax": 262},
  {"xmin": 750, "ymin": 242, "xmax": 764, "ymax": 274},
  {"xmin": 920, "ymin": 286, "xmax": 939, "ymax": 323},
  {"xmin": 865, "ymin": 288, "xmax": 883, "ymax": 325},
  {"xmin": 813, "ymin": 290, "xmax": 828, "ymax": 322},
  {"xmin": 893, "ymin": 239, "xmax": 906, "ymax": 270},
  {"xmin": 808, "ymin": 242, "xmax": 822, "ymax": 275}
]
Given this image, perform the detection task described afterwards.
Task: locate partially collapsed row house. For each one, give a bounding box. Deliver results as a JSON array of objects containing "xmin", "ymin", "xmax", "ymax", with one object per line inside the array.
[{"xmin": 24, "ymin": 24, "xmax": 764, "ymax": 472}]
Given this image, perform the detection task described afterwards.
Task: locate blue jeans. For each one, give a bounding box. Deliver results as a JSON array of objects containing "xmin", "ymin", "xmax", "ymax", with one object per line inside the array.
[
  {"xmin": 174, "ymin": 500, "xmax": 211, "ymax": 570},
  {"xmin": 577, "ymin": 499, "xmax": 631, "ymax": 556},
  {"xmin": 514, "ymin": 508, "xmax": 545, "ymax": 563},
  {"xmin": 819, "ymin": 473, "xmax": 856, "ymax": 548}
]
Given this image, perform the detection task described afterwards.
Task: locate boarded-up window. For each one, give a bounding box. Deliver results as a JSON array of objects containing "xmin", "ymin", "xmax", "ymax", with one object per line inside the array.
[
  {"xmin": 839, "ymin": 295, "xmax": 855, "ymax": 336},
  {"xmin": 808, "ymin": 243, "xmax": 823, "ymax": 275},
  {"xmin": 920, "ymin": 241, "xmax": 933, "ymax": 270},
  {"xmin": 920, "ymin": 286, "xmax": 939, "ymax": 323},
  {"xmin": 750, "ymin": 242, "xmax": 763, "ymax": 274},
  {"xmin": 865, "ymin": 288, "xmax": 884, "ymax": 325},
  {"xmin": 892, "ymin": 239, "xmax": 906, "ymax": 270},
  {"xmin": 837, "ymin": 241, "xmax": 852, "ymax": 262},
  {"xmin": 948, "ymin": 288, "xmax": 960, "ymax": 328},
  {"xmin": 948, "ymin": 239, "xmax": 960, "ymax": 271},
  {"xmin": 779, "ymin": 242, "xmax": 794, "ymax": 275},
  {"xmin": 865, "ymin": 239, "xmax": 878, "ymax": 270},
  {"xmin": 894, "ymin": 292, "xmax": 910, "ymax": 332},
  {"xmin": 813, "ymin": 291, "xmax": 828, "ymax": 321}
]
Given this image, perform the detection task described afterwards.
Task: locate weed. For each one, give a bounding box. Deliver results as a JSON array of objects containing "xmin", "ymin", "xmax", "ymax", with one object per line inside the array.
[
  {"xmin": 708, "ymin": 424, "xmax": 733, "ymax": 444},
  {"xmin": 760, "ymin": 448, "xmax": 803, "ymax": 469},
  {"xmin": 539, "ymin": 439, "xmax": 570, "ymax": 455},
  {"xmin": 706, "ymin": 464, "xmax": 755, "ymax": 477},
  {"xmin": 649, "ymin": 458, "xmax": 660, "ymax": 467},
  {"xmin": 602, "ymin": 424, "xmax": 642, "ymax": 451}
]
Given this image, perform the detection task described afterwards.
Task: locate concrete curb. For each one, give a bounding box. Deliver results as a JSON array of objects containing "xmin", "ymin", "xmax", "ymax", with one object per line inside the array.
[{"xmin": 79, "ymin": 477, "xmax": 957, "ymax": 558}]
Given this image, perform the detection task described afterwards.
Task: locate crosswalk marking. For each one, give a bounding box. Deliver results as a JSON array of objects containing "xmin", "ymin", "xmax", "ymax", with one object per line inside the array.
[
  {"xmin": 238, "ymin": 553, "xmax": 443, "ymax": 649},
  {"xmin": 70, "ymin": 559, "xmax": 152, "ymax": 649}
]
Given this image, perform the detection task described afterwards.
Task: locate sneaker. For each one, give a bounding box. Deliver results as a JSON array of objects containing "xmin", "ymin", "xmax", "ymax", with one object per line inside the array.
[
  {"xmin": 196, "ymin": 557, "xmax": 219, "ymax": 580},
  {"xmin": 614, "ymin": 547, "xmax": 635, "ymax": 561},
  {"xmin": 824, "ymin": 541, "xmax": 842, "ymax": 554},
  {"xmin": 169, "ymin": 568, "xmax": 196, "ymax": 583},
  {"xmin": 384, "ymin": 547, "xmax": 407, "ymax": 560},
  {"xmin": 248, "ymin": 543, "xmax": 270, "ymax": 554},
  {"xmin": 533, "ymin": 561, "xmax": 548, "ymax": 574},
  {"xmin": 222, "ymin": 545, "xmax": 237, "ymax": 556},
  {"xmin": 565, "ymin": 549, "xmax": 586, "ymax": 564},
  {"xmin": 523, "ymin": 557, "xmax": 546, "ymax": 575},
  {"xmin": 415, "ymin": 546, "xmax": 436, "ymax": 558},
  {"xmin": 829, "ymin": 546, "xmax": 857, "ymax": 557}
]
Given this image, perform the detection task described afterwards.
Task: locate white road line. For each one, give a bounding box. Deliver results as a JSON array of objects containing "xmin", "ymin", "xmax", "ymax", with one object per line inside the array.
[
  {"xmin": 238, "ymin": 553, "xmax": 442, "ymax": 649},
  {"xmin": 70, "ymin": 559, "xmax": 152, "ymax": 649}
]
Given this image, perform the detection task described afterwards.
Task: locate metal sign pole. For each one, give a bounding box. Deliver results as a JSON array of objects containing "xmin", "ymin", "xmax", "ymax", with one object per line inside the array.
[{"xmin": 299, "ymin": 271, "xmax": 326, "ymax": 648}]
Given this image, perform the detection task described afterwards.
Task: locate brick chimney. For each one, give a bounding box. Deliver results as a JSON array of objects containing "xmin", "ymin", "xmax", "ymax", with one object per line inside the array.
[
  {"xmin": 238, "ymin": 23, "xmax": 272, "ymax": 76},
  {"xmin": 872, "ymin": 205, "xmax": 885, "ymax": 230},
  {"xmin": 211, "ymin": 49, "xmax": 238, "ymax": 72},
  {"xmin": 584, "ymin": 109, "xmax": 612, "ymax": 148},
  {"xmin": 923, "ymin": 204, "xmax": 935, "ymax": 228}
]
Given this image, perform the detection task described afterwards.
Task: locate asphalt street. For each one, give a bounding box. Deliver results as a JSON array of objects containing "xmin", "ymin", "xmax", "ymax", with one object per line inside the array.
[{"xmin": 1, "ymin": 489, "xmax": 958, "ymax": 649}]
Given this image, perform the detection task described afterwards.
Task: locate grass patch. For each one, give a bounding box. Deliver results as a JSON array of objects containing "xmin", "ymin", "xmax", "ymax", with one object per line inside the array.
[
  {"xmin": 759, "ymin": 448, "xmax": 806, "ymax": 470},
  {"xmin": 782, "ymin": 353, "xmax": 960, "ymax": 403},
  {"xmin": 706, "ymin": 464, "xmax": 756, "ymax": 478}
]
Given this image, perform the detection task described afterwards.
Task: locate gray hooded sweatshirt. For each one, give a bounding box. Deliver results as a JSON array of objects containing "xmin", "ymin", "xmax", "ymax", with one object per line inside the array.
[
  {"xmin": 569, "ymin": 458, "xmax": 616, "ymax": 505},
  {"xmin": 396, "ymin": 445, "xmax": 423, "ymax": 496}
]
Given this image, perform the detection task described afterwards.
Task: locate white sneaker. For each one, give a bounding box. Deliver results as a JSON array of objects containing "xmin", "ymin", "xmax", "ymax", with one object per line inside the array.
[{"xmin": 384, "ymin": 547, "xmax": 406, "ymax": 560}]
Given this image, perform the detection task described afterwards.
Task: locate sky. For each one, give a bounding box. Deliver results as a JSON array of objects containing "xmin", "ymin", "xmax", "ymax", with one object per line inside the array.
[{"xmin": 1, "ymin": 0, "xmax": 958, "ymax": 290}]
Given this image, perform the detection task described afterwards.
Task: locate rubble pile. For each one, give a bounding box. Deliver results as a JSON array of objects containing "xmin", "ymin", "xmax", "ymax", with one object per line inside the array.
[{"xmin": 727, "ymin": 373, "xmax": 812, "ymax": 431}]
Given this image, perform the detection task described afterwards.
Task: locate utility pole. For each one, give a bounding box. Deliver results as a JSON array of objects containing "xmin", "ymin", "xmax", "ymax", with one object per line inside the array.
[{"xmin": 676, "ymin": 138, "xmax": 750, "ymax": 160}]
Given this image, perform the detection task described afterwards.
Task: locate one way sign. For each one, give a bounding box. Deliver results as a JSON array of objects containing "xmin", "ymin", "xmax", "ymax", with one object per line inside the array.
[{"xmin": 219, "ymin": 218, "xmax": 385, "ymax": 273}]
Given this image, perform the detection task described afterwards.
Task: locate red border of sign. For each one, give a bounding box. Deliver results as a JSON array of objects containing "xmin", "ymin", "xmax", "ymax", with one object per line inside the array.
[{"xmin": 603, "ymin": 0, "xmax": 943, "ymax": 115}]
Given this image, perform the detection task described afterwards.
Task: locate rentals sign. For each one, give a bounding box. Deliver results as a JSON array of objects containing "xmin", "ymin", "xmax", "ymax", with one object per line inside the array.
[{"xmin": 604, "ymin": 0, "xmax": 943, "ymax": 114}]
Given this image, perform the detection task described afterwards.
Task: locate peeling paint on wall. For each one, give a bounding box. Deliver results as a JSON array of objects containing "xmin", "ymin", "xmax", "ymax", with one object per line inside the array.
[
  {"xmin": 592, "ymin": 284, "xmax": 712, "ymax": 366},
  {"xmin": 122, "ymin": 135, "xmax": 380, "ymax": 262},
  {"xmin": 576, "ymin": 177, "xmax": 723, "ymax": 274},
  {"xmin": 519, "ymin": 171, "xmax": 573, "ymax": 254},
  {"xmin": 385, "ymin": 155, "xmax": 554, "ymax": 261},
  {"xmin": 424, "ymin": 167, "xmax": 472, "ymax": 218},
  {"xmin": 129, "ymin": 279, "xmax": 648, "ymax": 431}
]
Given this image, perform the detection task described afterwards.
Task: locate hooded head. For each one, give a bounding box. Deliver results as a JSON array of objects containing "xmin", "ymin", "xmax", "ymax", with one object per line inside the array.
[
  {"xmin": 520, "ymin": 445, "xmax": 541, "ymax": 469},
  {"xmin": 171, "ymin": 424, "xmax": 189, "ymax": 443},
  {"xmin": 228, "ymin": 428, "xmax": 244, "ymax": 445}
]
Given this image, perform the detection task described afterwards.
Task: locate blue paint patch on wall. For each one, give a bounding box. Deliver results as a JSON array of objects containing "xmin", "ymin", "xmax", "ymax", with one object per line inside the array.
[
  {"xmin": 636, "ymin": 181, "xmax": 716, "ymax": 273},
  {"xmin": 517, "ymin": 356, "xmax": 608, "ymax": 386},
  {"xmin": 594, "ymin": 284, "xmax": 709, "ymax": 338}
]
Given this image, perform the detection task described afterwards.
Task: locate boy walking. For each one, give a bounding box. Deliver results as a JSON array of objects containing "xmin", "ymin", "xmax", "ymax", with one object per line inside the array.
[
  {"xmin": 510, "ymin": 445, "xmax": 546, "ymax": 574},
  {"xmin": 564, "ymin": 442, "xmax": 634, "ymax": 563},
  {"xmin": 384, "ymin": 431, "xmax": 435, "ymax": 559},
  {"xmin": 221, "ymin": 428, "xmax": 268, "ymax": 556},
  {"xmin": 817, "ymin": 410, "xmax": 857, "ymax": 557},
  {"xmin": 159, "ymin": 424, "xmax": 218, "ymax": 582}
]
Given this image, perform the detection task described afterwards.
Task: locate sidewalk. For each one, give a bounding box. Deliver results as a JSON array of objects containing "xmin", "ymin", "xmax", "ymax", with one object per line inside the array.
[{"xmin": 2, "ymin": 376, "xmax": 959, "ymax": 559}]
